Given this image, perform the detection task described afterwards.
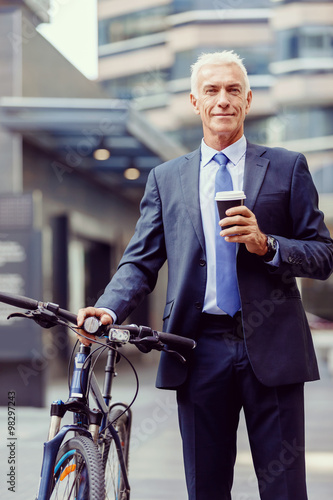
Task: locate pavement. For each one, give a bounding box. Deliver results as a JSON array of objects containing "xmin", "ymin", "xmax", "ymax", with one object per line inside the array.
[{"xmin": 0, "ymin": 345, "xmax": 332, "ymax": 500}]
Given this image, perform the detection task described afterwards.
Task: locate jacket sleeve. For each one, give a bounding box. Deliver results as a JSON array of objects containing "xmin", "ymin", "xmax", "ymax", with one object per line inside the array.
[
  {"xmin": 269, "ymin": 153, "xmax": 333, "ymax": 280},
  {"xmin": 95, "ymin": 168, "xmax": 167, "ymax": 323}
]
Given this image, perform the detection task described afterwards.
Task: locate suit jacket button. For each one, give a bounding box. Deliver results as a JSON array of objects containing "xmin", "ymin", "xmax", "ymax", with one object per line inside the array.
[
  {"xmin": 194, "ymin": 302, "xmax": 202, "ymax": 310},
  {"xmin": 199, "ymin": 259, "xmax": 206, "ymax": 267}
]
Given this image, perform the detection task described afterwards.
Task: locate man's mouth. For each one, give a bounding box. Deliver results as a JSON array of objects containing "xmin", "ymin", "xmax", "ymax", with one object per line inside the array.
[{"xmin": 213, "ymin": 113, "xmax": 234, "ymax": 117}]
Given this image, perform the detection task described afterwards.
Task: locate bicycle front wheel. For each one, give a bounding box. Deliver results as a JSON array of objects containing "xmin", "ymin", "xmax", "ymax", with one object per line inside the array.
[
  {"xmin": 50, "ymin": 435, "xmax": 105, "ymax": 500},
  {"xmin": 101, "ymin": 407, "xmax": 131, "ymax": 500}
]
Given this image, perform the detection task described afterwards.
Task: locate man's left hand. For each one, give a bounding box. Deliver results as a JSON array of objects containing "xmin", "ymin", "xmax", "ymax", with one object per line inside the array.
[{"xmin": 219, "ymin": 205, "xmax": 267, "ymax": 256}]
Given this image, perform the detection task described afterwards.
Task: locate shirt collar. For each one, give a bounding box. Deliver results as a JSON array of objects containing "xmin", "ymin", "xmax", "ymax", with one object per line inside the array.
[{"xmin": 200, "ymin": 135, "xmax": 247, "ymax": 168}]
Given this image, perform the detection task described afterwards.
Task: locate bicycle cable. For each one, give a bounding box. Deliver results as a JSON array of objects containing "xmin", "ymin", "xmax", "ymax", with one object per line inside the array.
[{"xmin": 83, "ymin": 343, "xmax": 107, "ymax": 400}]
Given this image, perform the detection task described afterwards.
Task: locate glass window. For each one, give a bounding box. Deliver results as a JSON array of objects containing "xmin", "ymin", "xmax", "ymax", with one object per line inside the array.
[
  {"xmin": 99, "ymin": 6, "xmax": 169, "ymax": 45},
  {"xmin": 172, "ymin": 0, "xmax": 194, "ymax": 13},
  {"xmin": 172, "ymin": 49, "xmax": 202, "ymax": 81},
  {"xmin": 244, "ymin": 117, "xmax": 272, "ymax": 145},
  {"xmin": 102, "ymin": 70, "xmax": 170, "ymax": 100},
  {"xmin": 171, "ymin": 0, "xmax": 271, "ymax": 12},
  {"xmin": 267, "ymin": 107, "xmax": 333, "ymax": 143},
  {"xmin": 299, "ymin": 27, "xmax": 333, "ymax": 58},
  {"xmin": 172, "ymin": 45, "xmax": 272, "ymax": 83},
  {"xmin": 278, "ymin": 0, "xmax": 332, "ymax": 3},
  {"xmin": 313, "ymin": 164, "xmax": 333, "ymax": 195},
  {"xmin": 237, "ymin": 47, "xmax": 273, "ymax": 76},
  {"xmin": 276, "ymin": 26, "xmax": 333, "ymax": 61}
]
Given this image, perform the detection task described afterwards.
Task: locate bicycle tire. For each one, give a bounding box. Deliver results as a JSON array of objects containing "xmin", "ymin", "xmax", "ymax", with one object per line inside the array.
[
  {"xmin": 49, "ymin": 435, "xmax": 105, "ymax": 500},
  {"xmin": 101, "ymin": 407, "xmax": 131, "ymax": 500}
]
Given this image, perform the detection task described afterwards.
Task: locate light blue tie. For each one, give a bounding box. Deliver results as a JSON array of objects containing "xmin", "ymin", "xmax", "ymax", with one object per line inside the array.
[{"xmin": 214, "ymin": 152, "xmax": 241, "ymax": 316}]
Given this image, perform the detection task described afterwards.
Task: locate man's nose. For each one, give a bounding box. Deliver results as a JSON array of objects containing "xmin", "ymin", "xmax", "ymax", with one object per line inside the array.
[{"xmin": 217, "ymin": 89, "xmax": 229, "ymax": 107}]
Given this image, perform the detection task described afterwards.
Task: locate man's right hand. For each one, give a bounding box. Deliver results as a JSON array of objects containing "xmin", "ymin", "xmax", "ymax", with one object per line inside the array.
[{"xmin": 76, "ymin": 307, "xmax": 113, "ymax": 346}]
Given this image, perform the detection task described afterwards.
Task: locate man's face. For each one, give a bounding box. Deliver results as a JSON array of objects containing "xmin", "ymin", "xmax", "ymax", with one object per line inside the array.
[{"xmin": 190, "ymin": 63, "xmax": 252, "ymax": 150}]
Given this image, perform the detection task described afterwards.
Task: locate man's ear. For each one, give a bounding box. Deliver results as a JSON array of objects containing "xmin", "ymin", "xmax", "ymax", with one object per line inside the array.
[
  {"xmin": 190, "ymin": 93, "xmax": 200, "ymax": 115},
  {"xmin": 245, "ymin": 90, "xmax": 253, "ymax": 116}
]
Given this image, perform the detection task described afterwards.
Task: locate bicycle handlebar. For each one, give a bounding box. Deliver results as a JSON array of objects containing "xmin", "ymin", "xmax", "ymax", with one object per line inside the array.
[
  {"xmin": 0, "ymin": 291, "xmax": 196, "ymax": 353},
  {"xmin": 0, "ymin": 291, "xmax": 78, "ymax": 325},
  {"xmin": 107, "ymin": 323, "xmax": 196, "ymax": 352},
  {"xmin": 0, "ymin": 291, "xmax": 39, "ymax": 310}
]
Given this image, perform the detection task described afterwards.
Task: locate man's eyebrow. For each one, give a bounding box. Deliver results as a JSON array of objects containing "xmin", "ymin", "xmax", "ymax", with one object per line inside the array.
[
  {"xmin": 202, "ymin": 81, "xmax": 243, "ymax": 90},
  {"xmin": 202, "ymin": 83, "xmax": 219, "ymax": 90},
  {"xmin": 227, "ymin": 82, "xmax": 242, "ymax": 88}
]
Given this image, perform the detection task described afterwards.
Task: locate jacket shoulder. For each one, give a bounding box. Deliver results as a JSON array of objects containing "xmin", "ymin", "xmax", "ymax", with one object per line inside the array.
[
  {"xmin": 248, "ymin": 141, "xmax": 305, "ymax": 163},
  {"xmin": 153, "ymin": 149, "xmax": 200, "ymax": 176}
]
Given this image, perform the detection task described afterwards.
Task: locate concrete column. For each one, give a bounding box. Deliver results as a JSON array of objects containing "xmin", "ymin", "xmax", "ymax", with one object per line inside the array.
[{"xmin": 0, "ymin": 7, "xmax": 23, "ymax": 192}]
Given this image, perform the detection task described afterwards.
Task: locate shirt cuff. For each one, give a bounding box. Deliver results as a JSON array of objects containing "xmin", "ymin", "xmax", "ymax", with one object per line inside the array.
[
  {"xmin": 266, "ymin": 240, "xmax": 281, "ymax": 267},
  {"xmin": 98, "ymin": 307, "xmax": 117, "ymax": 324}
]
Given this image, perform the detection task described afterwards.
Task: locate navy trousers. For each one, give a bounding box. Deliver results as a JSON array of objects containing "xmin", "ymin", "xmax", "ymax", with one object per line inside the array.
[{"xmin": 177, "ymin": 314, "xmax": 308, "ymax": 500}]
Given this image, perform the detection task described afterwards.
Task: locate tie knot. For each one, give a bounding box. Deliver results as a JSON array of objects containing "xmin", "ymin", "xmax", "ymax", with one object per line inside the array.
[{"xmin": 214, "ymin": 152, "xmax": 228, "ymax": 168}]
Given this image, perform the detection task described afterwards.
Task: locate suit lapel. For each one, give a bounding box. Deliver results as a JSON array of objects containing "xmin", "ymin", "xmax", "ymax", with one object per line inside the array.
[
  {"xmin": 243, "ymin": 142, "xmax": 270, "ymax": 212},
  {"xmin": 179, "ymin": 148, "xmax": 206, "ymax": 252},
  {"xmin": 178, "ymin": 142, "xmax": 270, "ymax": 252}
]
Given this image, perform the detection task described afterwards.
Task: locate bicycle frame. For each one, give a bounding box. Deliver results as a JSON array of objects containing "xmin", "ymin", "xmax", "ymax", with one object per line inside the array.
[{"xmin": 36, "ymin": 340, "xmax": 132, "ymax": 499}]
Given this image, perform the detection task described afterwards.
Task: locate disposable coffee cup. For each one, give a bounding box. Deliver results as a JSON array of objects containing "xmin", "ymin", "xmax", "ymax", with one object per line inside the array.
[{"xmin": 215, "ymin": 190, "xmax": 246, "ymax": 227}]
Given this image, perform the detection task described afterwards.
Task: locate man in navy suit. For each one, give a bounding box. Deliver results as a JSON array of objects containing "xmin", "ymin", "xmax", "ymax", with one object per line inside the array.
[{"xmin": 78, "ymin": 51, "xmax": 333, "ymax": 499}]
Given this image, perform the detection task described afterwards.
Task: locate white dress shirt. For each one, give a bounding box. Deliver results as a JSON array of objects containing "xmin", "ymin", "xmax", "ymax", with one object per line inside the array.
[{"xmin": 200, "ymin": 136, "xmax": 247, "ymax": 314}]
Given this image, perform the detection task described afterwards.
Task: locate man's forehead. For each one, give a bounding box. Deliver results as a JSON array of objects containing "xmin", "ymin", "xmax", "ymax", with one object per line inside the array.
[{"xmin": 198, "ymin": 63, "xmax": 245, "ymax": 86}]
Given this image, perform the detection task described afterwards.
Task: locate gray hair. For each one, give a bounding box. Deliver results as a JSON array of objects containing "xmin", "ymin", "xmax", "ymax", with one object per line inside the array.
[{"xmin": 190, "ymin": 50, "xmax": 250, "ymax": 97}]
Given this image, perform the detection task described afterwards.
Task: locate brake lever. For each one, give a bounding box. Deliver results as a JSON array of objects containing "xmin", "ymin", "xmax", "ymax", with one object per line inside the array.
[
  {"xmin": 161, "ymin": 347, "xmax": 187, "ymax": 364},
  {"xmin": 8, "ymin": 311, "xmax": 34, "ymax": 320},
  {"xmin": 130, "ymin": 336, "xmax": 160, "ymax": 353},
  {"xmin": 131, "ymin": 336, "xmax": 187, "ymax": 364},
  {"xmin": 7, "ymin": 308, "xmax": 63, "ymax": 329}
]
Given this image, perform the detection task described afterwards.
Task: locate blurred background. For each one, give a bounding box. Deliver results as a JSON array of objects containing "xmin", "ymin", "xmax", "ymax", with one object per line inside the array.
[{"xmin": 0, "ymin": 0, "xmax": 332, "ymax": 407}]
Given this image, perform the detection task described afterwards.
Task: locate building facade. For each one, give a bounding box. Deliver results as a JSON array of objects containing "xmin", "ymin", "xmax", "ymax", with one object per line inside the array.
[{"xmin": 270, "ymin": 0, "xmax": 333, "ymax": 317}]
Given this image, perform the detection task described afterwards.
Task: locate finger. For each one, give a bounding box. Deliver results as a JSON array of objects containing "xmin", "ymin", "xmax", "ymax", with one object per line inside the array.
[
  {"xmin": 77, "ymin": 308, "xmax": 91, "ymax": 327},
  {"xmin": 76, "ymin": 332, "xmax": 91, "ymax": 346},
  {"xmin": 225, "ymin": 205, "xmax": 250, "ymax": 217},
  {"xmin": 221, "ymin": 224, "xmax": 252, "ymax": 238},
  {"xmin": 99, "ymin": 313, "xmax": 113, "ymax": 325},
  {"xmin": 76, "ymin": 329, "xmax": 96, "ymax": 346},
  {"xmin": 77, "ymin": 306, "xmax": 101, "ymax": 327},
  {"xmin": 220, "ymin": 216, "xmax": 249, "ymax": 230}
]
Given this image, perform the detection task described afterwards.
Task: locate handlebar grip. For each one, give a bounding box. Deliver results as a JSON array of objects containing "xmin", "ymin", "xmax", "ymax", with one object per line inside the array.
[
  {"xmin": 0, "ymin": 292, "xmax": 78, "ymax": 325},
  {"xmin": 56, "ymin": 307, "xmax": 78, "ymax": 325},
  {"xmin": 156, "ymin": 332, "xmax": 196, "ymax": 351},
  {"xmin": 0, "ymin": 292, "xmax": 39, "ymax": 310}
]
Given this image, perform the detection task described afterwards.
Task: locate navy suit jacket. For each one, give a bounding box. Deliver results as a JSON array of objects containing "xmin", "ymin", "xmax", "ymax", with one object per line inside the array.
[{"xmin": 96, "ymin": 142, "xmax": 333, "ymax": 389}]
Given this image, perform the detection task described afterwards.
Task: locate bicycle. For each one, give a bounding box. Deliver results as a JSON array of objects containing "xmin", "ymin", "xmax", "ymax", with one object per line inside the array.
[{"xmin": 0, "ymin": 291, "xmax": 196, "ymax": 500}]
